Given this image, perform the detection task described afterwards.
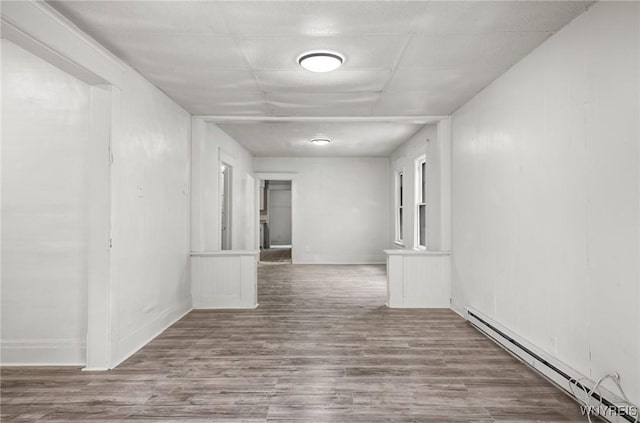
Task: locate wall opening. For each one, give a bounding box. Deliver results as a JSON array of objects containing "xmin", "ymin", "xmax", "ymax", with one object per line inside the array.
[
  {"xmin": 220, "ymin": 163, "xmax": 233, "ymax": 250},
  {"xmin": 259, "ymin": 179, "xmax": 292, "ymax": 263}
]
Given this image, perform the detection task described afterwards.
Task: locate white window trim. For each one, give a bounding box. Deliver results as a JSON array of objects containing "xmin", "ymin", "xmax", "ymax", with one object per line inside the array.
[
  {"xmin": 414, "ymin": 154, "xmax": 427, "ymax": 250},
  {"xmin": 394, "ymin": 169, "xmax": 405, "ymax": 246}
]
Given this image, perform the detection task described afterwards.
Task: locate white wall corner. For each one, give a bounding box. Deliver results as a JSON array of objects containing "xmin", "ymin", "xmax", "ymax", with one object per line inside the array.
[
  {"xmin": 1, "ymin": 1, "xmax": 125, "ymax": 87},
  {"xmin": 111, "ymin": 298, "xmax": 192, "ymax": 369},
  {"xmin": 85, "ymin": 85, "xmax": 114, "ymax": 371},
  {"xmin": 438, "ymin": 117, "xmax": 452, "ymax": 252},
  {"xmin": 190, "ymin": 118, "xmax": 206, "ymax": 252}
]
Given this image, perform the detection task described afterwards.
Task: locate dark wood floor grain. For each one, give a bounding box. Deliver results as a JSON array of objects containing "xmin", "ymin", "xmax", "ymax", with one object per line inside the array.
[{"xmin": 1, "ymin": 264, "xmax": 589, "ymax": 422}]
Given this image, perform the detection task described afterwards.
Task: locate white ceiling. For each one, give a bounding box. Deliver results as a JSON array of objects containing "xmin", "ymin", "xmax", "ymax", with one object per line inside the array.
[
  {"xmin": 49, "ymin": 1, "xmax": 591, "ymax": 157},
  {"xmin": 217, "ymin": 121, "xmax": 426, "ymax": 157},
  {"xmin": 50, "ymin": 1, "xmax": 592, "ymax": 118}
]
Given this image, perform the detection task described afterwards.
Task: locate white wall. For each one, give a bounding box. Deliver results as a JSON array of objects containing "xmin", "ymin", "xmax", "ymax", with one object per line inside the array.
[
  {"xmin": 451, "ymin": 2, "xmax": 639, "ymax": 404},
  {"xmin": 1, "ymin": 40, "xmax": 90, "ymax": 364},
  {"xmin": 109, "ymin": 67, "xmax": 192, "ymax": 365},
  {"xmin": 191, "ymin": 120, "xmax": 256, "ymax": 253},
  {"xmin": 389, "ymin": 124, "xmax": 441, "ymax": 250},
  {"xmin": 254, "ymin": 157, "xmax": 389, "ymax": 264}
]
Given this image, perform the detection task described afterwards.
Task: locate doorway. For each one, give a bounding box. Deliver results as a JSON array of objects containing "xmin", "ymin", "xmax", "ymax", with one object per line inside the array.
[
  {"xmin": 259, "ymin": 180, "xmax": 292, "ymax": 263},
  {"xmin": 220, "ymin": 163, "xmax": 232, "ymax": 250}
]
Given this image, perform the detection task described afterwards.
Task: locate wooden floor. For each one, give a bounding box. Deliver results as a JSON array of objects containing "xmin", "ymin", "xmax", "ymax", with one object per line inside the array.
[
  {"xmin": 260, "ymin": 248, "xmax": 292, "ymax": 263},
  {"xmin": 1, "ymin": 264, "xmax": 588, "ymax": 422}
]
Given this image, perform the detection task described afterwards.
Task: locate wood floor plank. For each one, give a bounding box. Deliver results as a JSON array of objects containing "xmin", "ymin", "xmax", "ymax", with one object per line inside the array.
[{"xmin": 1, "ymin": 264, "xmax": 589, "ymax": 422}]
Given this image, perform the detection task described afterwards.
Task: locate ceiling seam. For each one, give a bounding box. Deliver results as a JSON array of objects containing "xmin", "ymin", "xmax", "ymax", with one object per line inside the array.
[
  {"xmin": 371, "ymin": 33, "xmax": 415, "ymax": 116},
  {"xmin": 216, "ymin": 2, "xmax": 272, "ymax": 117}
]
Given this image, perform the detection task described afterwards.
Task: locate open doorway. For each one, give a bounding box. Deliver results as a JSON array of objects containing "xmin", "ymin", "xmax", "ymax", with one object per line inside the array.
[
  {"xmin": 259, "ymin": 180, "xmax": 292, "ymax": 263},
  {"xmin": 220, "ymin": 163, "xmax": 232, "ymax": 250}
]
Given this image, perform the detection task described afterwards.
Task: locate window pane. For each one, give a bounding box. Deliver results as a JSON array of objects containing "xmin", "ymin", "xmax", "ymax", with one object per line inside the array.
[
  {"xmin": 421, "ymin": 161, "xmax": 426, "ymax": 202},
  {"xmin": 419, "ymin": 204, "xmax": 426, "ymax": 247},
  {"xmin": 399, "ymin": 208, "xmax": 403, "ymax": 239},
  {"xmin": 399, "ymin": 173, "xmax": 403, "ymax": 206}
]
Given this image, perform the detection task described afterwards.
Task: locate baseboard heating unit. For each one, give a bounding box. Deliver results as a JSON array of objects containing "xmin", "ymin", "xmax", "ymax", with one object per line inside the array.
[{"xmin": 466, "ymin": 306, "xmax": 638, "ymax": 423}]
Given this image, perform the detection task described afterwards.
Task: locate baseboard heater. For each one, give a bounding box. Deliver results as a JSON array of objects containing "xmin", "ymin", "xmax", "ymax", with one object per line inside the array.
[{"xmin": 466, "ymin": 307, "xmax": 637, "ymax": 423}]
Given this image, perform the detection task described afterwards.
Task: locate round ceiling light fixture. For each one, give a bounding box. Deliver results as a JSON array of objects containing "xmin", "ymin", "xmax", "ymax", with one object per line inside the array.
[
  {"xmin": 310, "ymin": 137, "xmax": 331, "ymax": 146},
  {"xmin": 297, "ymin": 50, "xmax": 344, "ymax": 72}
]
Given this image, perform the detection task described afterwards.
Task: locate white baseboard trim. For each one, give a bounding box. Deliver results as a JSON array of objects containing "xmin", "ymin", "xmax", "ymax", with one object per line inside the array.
[
  {"xmin": 194, "ymin": 303, "xmax": 259, "ymax": 310},
  {"xmin": 82, "ymin": 366, "xmax": 110, "ymax": 371},
  {"xmin": 292, "ymin": 262, "xmax": 386, "ymax": 265},
  {"xmin": 1, "ymin": 339, "xmax": 86, "ymax": 366},
  {"xmin": 111, "ymin": 298, "xmax": 192, "ymax": 369},
  {"xmin": 466, "ymin": 306, "xmax": 638, "ymax": 423}
]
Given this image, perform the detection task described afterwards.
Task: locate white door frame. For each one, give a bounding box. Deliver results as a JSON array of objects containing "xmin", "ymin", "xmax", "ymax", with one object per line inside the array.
[
  {"xmin": 219, "ymin": 149, "xmax": 237, "ymax": 251},
  {"xmin": 219, "ymin": 162, "xmax": 232, "ymax": 250},
  {"xmin": 254, "ymin": 172, "xmax": 298, "ymax": 263}
]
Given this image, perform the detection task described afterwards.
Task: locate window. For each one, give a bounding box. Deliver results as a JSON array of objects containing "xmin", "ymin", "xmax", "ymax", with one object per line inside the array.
[
  {"xmin": 394, "ymin": 170, "xmax": 404, "ymax": 244},
  {"xmin": 415, "ymin": 154, "xmax": 427, "ymax": 249}
]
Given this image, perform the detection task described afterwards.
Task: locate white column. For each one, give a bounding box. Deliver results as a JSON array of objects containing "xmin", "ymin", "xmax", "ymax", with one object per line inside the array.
[{"xmin": 85, "ymin": 85, "xmax": 116, "ymax": 370}]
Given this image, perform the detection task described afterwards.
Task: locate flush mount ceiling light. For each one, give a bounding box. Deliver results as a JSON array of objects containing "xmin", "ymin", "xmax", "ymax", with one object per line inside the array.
[
  {"xmin": 310, "ymin": 137, "xmax": 331, "ymax": 145},
  {"xmin": 297, "ymin": 50, "xmax": 344, "ymax": 72}
]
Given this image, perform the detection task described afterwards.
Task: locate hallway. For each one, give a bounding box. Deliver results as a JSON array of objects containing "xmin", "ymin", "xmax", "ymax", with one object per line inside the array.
[
  {"xmin": 1, "ymin": 264, "xmax": 586, "ymax": 422},
  {"xmin": 260, "ymin": 248, "xmax": 292, "ymax": 263}
]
